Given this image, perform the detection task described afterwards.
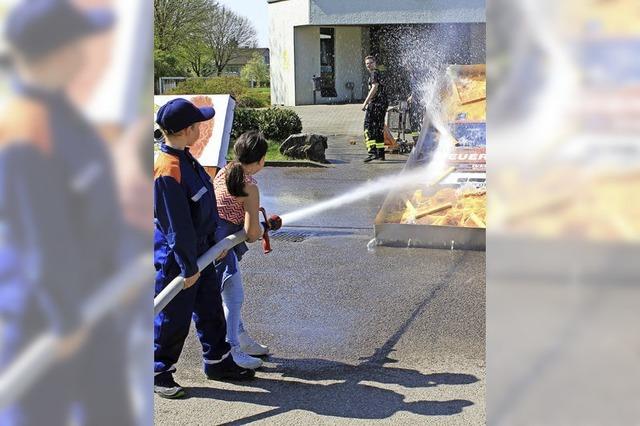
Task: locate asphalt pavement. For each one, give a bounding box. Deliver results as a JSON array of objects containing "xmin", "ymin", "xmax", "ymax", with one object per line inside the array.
[{"xmin": 155, "ymin": 104, "xmax": 486, "ymax": 425}]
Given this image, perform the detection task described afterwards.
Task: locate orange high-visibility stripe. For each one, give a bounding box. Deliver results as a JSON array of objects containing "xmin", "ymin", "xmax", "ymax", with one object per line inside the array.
[
  {"xmin": 154, "ymin": 151, "xmax": 182, "ymax": 183},
  {"xmin": 0, "ymin": 98, "xmax": 52, "ymax": 154}
]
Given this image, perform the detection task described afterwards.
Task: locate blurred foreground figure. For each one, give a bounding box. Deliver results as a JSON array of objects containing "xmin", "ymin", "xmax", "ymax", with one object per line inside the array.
[
  {"xmin": 488, "ymin": 0, "xmax": 640, "ymax": 424},
  {"xmin": 0, "ymin": 0, "xmax": 135, "ymax": 424}
]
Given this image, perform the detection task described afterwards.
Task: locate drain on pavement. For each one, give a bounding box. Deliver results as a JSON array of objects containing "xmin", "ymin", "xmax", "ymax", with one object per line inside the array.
[
  {"xmin": 270, "ymin": 230, "xmax": 308, "ymax": 242},
  {"xmin": 270, "ymin": 228, "xmax": 361, "ymax": 242}
]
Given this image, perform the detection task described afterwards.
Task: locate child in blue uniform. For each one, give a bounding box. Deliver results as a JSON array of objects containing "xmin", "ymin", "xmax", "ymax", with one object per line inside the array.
[
  {"xmin": 1, "ymin": 1, "xmax": 134, "ymax": 422},
  {"xmin": 154, "ymin": 98, "xmax": 254, "ymax": 399}
]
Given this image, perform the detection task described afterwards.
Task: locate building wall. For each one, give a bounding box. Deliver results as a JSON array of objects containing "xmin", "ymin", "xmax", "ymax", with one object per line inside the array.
[
  {"xmin": 268, "ymin": 0, "xmax": 310, "ymax": 105},
  {"xmin": 309, "ymin": 0, "xmax": 485, "ymax": 25},
  {"xmin": 294, "ymin": 25, "xmax": 364, "ymax": 105},
  {"xmin": 293, "ymin": 26, "xmax": 319, "ymax": 105},
  {"xmin": 268, "ymin": 0, "xmax": 485, "ymax": 105}
]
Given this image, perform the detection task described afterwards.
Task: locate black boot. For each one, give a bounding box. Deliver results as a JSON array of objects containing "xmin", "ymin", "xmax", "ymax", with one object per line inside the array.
[
  {"xmin": 377, "ymin": 148, "xmax": 386, "ymax": 161},
  {"xmin": 206, "ymin": 355, "xmax": 255, "ymax": 381},
  {"xmin": 154, "ymin": 372, "xmax": 185, "ymax": 399},
  {"xmin": 363, "ymin": 149, "xmax": 378, "ymax": 163}
]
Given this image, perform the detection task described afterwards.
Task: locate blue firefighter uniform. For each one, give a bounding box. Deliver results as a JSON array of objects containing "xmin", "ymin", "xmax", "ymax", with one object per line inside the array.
[
  {"xmin": 154, "ymin": 143, "xmax": 231, "ymax": 375},
  {"xmin": 0, "ymin": 82, "xmax": 133, "ymax": 424},
  {"xmin": 0, "ymin": 1, "xmax": 136, "ymax": 423}
]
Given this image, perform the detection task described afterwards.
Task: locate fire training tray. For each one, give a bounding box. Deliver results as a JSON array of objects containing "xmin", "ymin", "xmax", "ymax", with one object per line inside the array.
[{"xmin": 374, "ymin": 181, "xmax": 486, "ymax": 251}]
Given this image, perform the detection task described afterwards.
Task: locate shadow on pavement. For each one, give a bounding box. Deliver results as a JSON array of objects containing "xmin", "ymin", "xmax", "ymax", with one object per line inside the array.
[
  {"xmin": 368, "ymin": 159, "xmax": 408, "ymax": 164},
  {"xmin": 187, "ymin": 252, "xmax": 479, "ymax": 424},
  {"xmin": 262, "ymin": 356, "xmax": 479, "ymax": 389},
  {"xmin": 188, "ymin": 357, "xmax": 476, "ymax": 423}
]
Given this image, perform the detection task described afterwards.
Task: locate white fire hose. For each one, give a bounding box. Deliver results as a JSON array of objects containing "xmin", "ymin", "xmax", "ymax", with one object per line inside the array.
[
  {"xmin": 0, "ymin": 252, "xmax": 151, "ymax": 410},
  {"xmin": 153, "ymin": 228, "xmax": 249, "ymax": 316},
  {"xmin": 0, "ymin": 227, "xmax": 255, "ymax": 410}
]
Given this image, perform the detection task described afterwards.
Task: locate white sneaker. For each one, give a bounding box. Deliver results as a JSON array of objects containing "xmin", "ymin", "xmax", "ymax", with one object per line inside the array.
[
  {"xmin": 238, "ymin": 332, "xmax": 270, "ymax": 356},
  {"xmin": 230, "ymin": 346, "xmax": 263, "ymax": 370}
]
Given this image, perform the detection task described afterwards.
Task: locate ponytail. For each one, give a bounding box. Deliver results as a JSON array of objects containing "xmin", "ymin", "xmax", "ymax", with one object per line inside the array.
[
  {"xmin": 226, "ymin": 161, "xmax": 247, "ymax": 197},
  {"xmin": 226, "ymin": 130, "xmax": 268, "ymax": 197}
]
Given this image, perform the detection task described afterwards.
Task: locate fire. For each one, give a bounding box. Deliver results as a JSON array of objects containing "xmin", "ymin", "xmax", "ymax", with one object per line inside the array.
[
  {"xmin": 401, "ymin": 187, "xmax": 486, "ymax": 228},
  {"xmin": 493, "ymin": 169, "xmax": 640, "ymax": 242}
]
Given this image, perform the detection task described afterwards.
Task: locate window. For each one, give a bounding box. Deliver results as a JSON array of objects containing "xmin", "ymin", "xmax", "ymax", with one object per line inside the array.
[{"xmin": 320, "ymin": 28, "xmax": 337, "ymax": 97}]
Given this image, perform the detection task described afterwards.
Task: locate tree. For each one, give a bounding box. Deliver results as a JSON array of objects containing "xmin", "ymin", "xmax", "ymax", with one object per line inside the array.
[
  {"xmin": 205, "ymin": 6, "xmax": 258, "ymax": 76},
  {"xmin": 241, "ymin": 53, "xmax": 270, "ymax": 87},
  {"xmin": 180, "ymin": 38, "xmax": 214, "ymax": 77},
  {"xmin": 154, "ymin": 49, "xmax": 186, "ymax": 78},
  {"xmin": 154, "ymin": 0, "xmax": 217, "ymax": 79},
  {"xmin": 154, "ymin": 0, "xmax": 214, "ymax": 51}
]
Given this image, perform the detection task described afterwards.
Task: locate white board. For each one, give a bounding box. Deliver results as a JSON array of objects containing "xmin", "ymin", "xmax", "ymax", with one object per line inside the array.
[{"xmin": 154, "ymin": 94, "xmax": 236, "ymax": 169}]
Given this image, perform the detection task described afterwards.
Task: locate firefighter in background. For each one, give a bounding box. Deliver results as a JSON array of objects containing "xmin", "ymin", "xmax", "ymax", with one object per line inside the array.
[
  {"xmin": 0, "ymin": 0, "xmax": 134, "ymax": 423},
  {"xmin": 154, "ymin": 98, "xmax": 255, "ymax": 400},
  {"xmin": 362, "ymin": 55, "xmax": 389, "ymax": 162}
]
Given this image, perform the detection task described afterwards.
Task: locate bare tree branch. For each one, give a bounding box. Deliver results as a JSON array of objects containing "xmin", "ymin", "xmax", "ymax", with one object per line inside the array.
[
  {"xmin": 154, "ymin": 0, "xmax": 217, "ymax": 52},
  {"xmin": 205, "ymin": 6, "xmax": 257, "ymax": 76}
]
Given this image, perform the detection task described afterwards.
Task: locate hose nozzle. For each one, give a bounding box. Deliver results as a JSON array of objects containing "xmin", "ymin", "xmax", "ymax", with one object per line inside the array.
[
  {"xmin": 259, "ymin": 208, "xmax": 282, "ymax": 254},
  {"xmin": 267, "ymin": 214, "xmax": 282, "ymax": 231}
]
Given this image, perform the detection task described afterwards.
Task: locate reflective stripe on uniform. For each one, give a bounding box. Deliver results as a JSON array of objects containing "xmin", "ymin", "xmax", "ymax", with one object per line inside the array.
[
  {"xmin": 190, "ymin": 186, "xmax": 208, "ymax": 202},
  {"xmin": 364, "ymin": 131, "xmax": 377, "ymax": 150}
]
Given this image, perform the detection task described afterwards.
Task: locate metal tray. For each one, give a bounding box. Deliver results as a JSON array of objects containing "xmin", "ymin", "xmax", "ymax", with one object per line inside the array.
[
  {"xmin": 374, "ymin": 182, "xmax": 486, "ymax": 251},
  {"xmin": 374, "ymin": 222, "xmax": 486, "ymax": 251}
]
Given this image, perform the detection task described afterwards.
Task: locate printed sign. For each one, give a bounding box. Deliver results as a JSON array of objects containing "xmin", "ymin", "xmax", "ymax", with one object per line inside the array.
[{"xmin": 154, "ymin": 94, "xmax": 236, "ymax": 168}]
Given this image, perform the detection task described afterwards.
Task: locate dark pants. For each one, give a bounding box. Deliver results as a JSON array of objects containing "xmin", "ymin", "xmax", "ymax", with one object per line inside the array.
[
  {"xmin": 154, "ymin": 262, "xmax": 230, "ymax": 376},
  {"xmin": 364, "ymin": 102, "xmax": 388, "ymax": 152}
]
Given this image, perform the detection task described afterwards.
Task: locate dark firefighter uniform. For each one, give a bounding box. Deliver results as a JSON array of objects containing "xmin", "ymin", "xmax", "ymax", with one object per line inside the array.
[
  {"xmin": 364, "ymin": 69, "xmax": 389, "ymax": 161},
  {"xmin": 153, "ymin": 136, "xmax": 232, "ymax": 377}
]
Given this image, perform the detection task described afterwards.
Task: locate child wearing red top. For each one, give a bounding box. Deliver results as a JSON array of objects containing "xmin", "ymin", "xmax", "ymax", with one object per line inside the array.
[{"xmin": 214, "ymin": 131, "xmax": 269, "ymax": 369}]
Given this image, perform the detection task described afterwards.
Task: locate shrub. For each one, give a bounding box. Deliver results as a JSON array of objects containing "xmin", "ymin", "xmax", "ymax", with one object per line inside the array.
[
  {"xmin": 231, "ymin": 107, "xmax": 302, "ymax": 141},
  {"xmin": 258, "ymin": 108, "xmax": 302, "ymax": 141},
  {"xmin": 251, "ymin": 89, "xmax": 271, "ymax": 106},
  {"xmin": 236, "ymin": 93, "xmax": 267, "ymax": 108},
  {"xmin": 232, "ymin": 108, "xmax": 261, "ymax": 139},
  {"xmin": 168, "ymin": 76, "xmax": 247, "ymax": 99}
]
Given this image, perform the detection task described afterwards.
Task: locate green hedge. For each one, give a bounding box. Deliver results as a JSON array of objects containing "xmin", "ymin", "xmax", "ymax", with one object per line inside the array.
[
  {"xmin": 232, "ymin": 107, "xmax": 302, "ymax": 141},
  {"xmin": 232, "ymin": 108, "xmax": 261, "ymax": 137},
  {"xmin": 168, "ymin": 77, "xmax": 270, "ymax": 108},
  {"xmin": 168, "ymin": 76, "xmax": 247, "ymax": 99},
  {"xmin": 236, "ymin": 93, "xmax": 266, "ymax": 108},
  {"xmin": 247, "ymin": 88, "xmax": 271, "ymax": 106}
]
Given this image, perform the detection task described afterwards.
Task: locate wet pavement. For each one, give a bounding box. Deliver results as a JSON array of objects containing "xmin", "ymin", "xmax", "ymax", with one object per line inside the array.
[{"xmin": 155, "ymin": 105, "xmax": 486, "ymax": 425}]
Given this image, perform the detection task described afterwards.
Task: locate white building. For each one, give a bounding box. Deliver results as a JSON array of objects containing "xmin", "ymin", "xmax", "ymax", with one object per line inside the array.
[{"xmin": 267, "ymin": 0, "xmax": 486, "ymax": 106}]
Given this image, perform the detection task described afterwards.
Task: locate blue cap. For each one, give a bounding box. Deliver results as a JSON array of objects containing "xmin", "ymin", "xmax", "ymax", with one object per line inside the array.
[
  {"xmin": 5, "ymin": 0, "xmax": 114, "ymax": 59},
  {"xmin": 155, "ymin": 98, "xmax": 215, "ymax": 134}
]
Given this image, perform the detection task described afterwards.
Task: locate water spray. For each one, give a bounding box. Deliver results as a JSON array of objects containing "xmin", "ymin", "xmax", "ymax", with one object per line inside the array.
[{"xmin": 280, "ymin": 72, "xmax": 456, "ymax": 226}]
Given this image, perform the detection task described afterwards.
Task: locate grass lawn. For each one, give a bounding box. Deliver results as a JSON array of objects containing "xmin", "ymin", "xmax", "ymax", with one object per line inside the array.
[
  {"xmin": 227, "ymin": 139, "xmax": 292, "ymax": 162},
  {"xmin": 246, "ymin": 87, "xmax": 271, "ymax": 106},
  {"xmin": 265, "ymin": 140, "xmax": 290, "ymax": 161},
  {"xmin": 247, "ymin": 87, "xmax": 270, "ymax": 95}
]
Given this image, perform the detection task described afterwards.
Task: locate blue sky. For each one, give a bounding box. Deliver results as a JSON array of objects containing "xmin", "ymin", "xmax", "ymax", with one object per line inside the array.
[{"xmin": 217, "ymin": 0, "xmax": 269, "ymax": 48}]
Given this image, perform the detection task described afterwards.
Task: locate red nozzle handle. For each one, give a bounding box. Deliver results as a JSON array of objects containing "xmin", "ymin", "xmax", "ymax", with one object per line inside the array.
[{"xmin": 259, "ymin": 207, "xmax": 273, "ymax": 254}]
